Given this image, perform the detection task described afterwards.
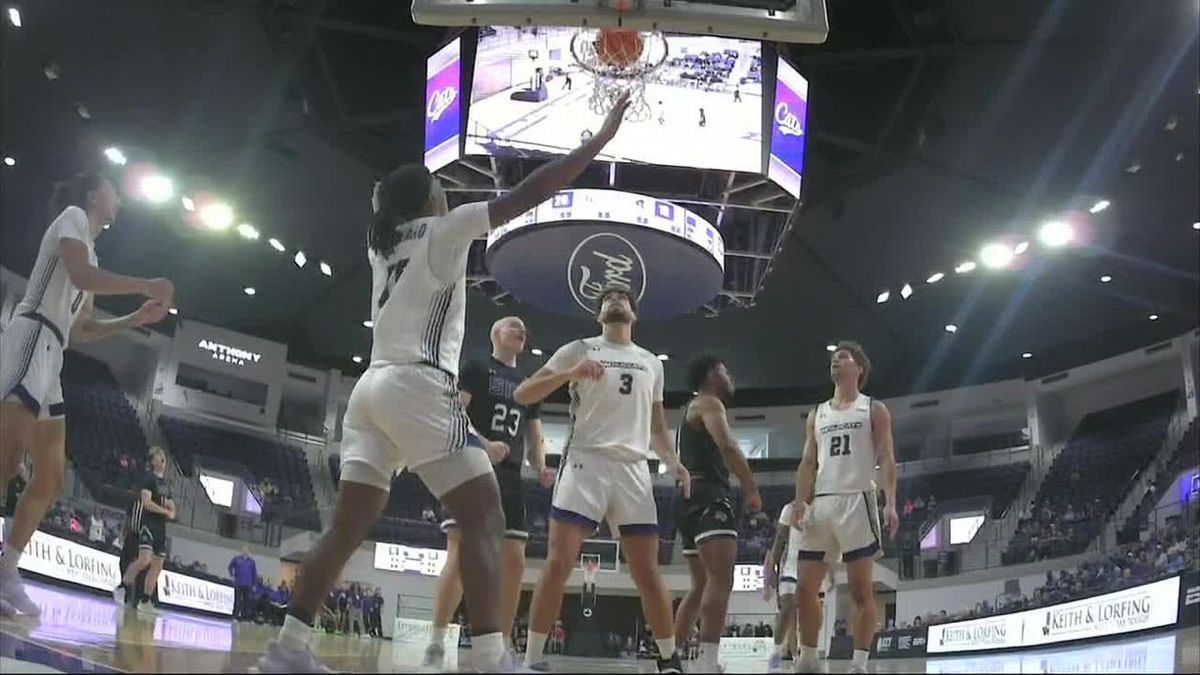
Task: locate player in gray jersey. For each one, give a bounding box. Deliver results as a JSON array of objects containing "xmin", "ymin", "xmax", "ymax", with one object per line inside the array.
[
  {"xmin": 0, "ymin": 172, "xmax": 173, "ymax": 618},
  {"xmin": 792, "ymin": 341, "xmax": 898, "ymax": 674}
]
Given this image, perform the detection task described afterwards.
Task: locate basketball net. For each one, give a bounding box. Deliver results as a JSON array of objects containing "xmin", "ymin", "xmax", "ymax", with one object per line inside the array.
[
  {"xmin": 582, "ymin": 559, "xmax": 600, "ymax": 589},
  {"xmin": 570, "ymin": 27, "xmax": 668, "ymax": 123}
]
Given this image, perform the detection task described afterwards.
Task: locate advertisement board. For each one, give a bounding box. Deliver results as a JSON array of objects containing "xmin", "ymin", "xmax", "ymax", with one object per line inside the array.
[
  {"xmin": 1023, "ymin": 575, "xmax": 1179, "ymax": 647},
  {"xmin": 0, "ymin": 517, "xmax": 121, "ymax": 592},
  {"xmin": 870, "ymin": 627, "xmax": 928, "ymax": 659},
  {"xmin": 926, "ymin": 612, "xmax": 1025, "ymax": 654},
  {"xmin": 717, "ymin": 637, "xmax": 774, "ymax": 660},
  {"xmin": 157, "ymin": 569, "xmax": 235, "ymax": 616}
]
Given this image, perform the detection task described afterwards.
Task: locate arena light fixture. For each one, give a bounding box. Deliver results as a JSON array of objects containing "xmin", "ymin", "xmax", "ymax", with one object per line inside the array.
[
  {"xmin": 1100, "ymin": 275, "xmax": 1113, "ymax": 283},
  {"xmin": 944, "ymin": 324, "xmax": 958, "ymax": 333},
  {"xmin": 1193, "ymin": 222, "xmax": 1199, "ymax": 231},
  {"xmin": 1022, "ymin": 352, "xmax": 1032, "ymax": 359},
  {"xmin": 103, "ymin": 147, "xmax": 127, "ymax": 166},
  {"xmin": 3, "ymin": 156, "xmax": 14, "ymax": 167},
  {"xmin": 352, "ymin": 355, "xmax": 364, "ymax": 364},
  {"xmin": 319, "ymin": 261, "xmax": 333, "ymax": 277},
  {"xmin": 199, "ymin": 202, "xmax": 234, "ymax": 231},
  {"xmin": 955, "ymin": 261, "xmax": 976, "ymax": 274},
  {"xmin": 656, "ymin": 353, "xmax": 670, "ymax": 361},
  {"xmin": 1149, "ymin": 314, "xmax": 1159, "ymax": 321},
  {"xmin": 900, "ymin": 283, "xmax": 913, "ymax": 299},
  {"xmin": 243, "ymin": 287, "xmax": 256, "ymax": 296},
  {"xmin": 1089, "ymin": 199, "xmax": 1111, "ymax": 214},
  {"xmin": 362, "ymin": 320, "xmax": 374, "ymax": 329},
  {"xmin": 876, "ymin": 290, "xmax": 890, "ymax": 304},
  {"xmin": 926, "ymin": 272, "xmax": 945, "ymax": 284},
  {"xmin": 826, "ymin": 344, "xmax": 837, "ymax": 352},
  {"xmin": 531, "ymin": 348, "xmax": 544, "ymax": 356},
  {"xmin": 168, "ymin": 307, "xmax": 178, "ymax": 316},
  {"xmin": 181, "ymin": 196, "xmax": 196, "ymax": 212},
  {"xmin": 140, "ymin": 175, "xmax": 174, "ymax": 203},
  {"xmin": 980, "ymin": 243, "xmax": 1014, "ymax": 269},
  {"xmin": 7, "ymin": 7, "xmax": 20, "ymax": 27},
  {"xmin": 293, "ymin": 251, "xmax": 308, "ymax": 268},
  {"xmin": 1014, "ymin": 241, "xmax": 1030, "ymax": 255},
  {"xmin": 268, "ymin": 238, "xmax": 286, "ymax": 252},
  {"xmin": 1038, "ymin": 220, "xmax": 1074, "ymax": 248},
  {"xmin": 236, "ymin": 223, "xmax": 259, "ymax": 240}
]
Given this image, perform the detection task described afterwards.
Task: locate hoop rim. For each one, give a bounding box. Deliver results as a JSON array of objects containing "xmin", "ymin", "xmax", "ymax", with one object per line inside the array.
[{"xmin": 569, "ymin": 28, "xmax": 669, "ymax": 81}]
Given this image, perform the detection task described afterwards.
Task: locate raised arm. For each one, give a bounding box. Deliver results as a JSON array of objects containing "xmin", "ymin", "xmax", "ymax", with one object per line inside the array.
[
  {"xmin": 59, "ymin": 238, "xmax": 173, "ymax": 304},
  {"xmin": 873, "ymin": 400, "xmax": 899, "ymax": 539},
  {"xmin": 695, "ymin": 395, "xmax": 761, "ymax": 512},
  {"xmin": 513, "ymin": 341, "xmax": 600, "ymax": 405},
  {"xmin": 70, "ymin": 296, "xmax": 168, "ymax": 344},
  {"xmin": 487, "ymin": 95, "xmax": 630, "ymax": 228},
  {"xmin": 793, "ymin": 411, "xmax": 819, "ymax": 525}
]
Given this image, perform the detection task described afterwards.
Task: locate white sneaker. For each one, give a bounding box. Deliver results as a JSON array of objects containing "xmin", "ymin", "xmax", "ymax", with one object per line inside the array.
[
  {"xmin": 252, "ymin": 639, "xmax": 335, "ymax": 673},
  {"xmin": 112, "ymin": 585, "xmax": 126, "ymax": 606},
  {"xmin": 0, "ymin": 566, "xmax": 39, "ymax": 617}
]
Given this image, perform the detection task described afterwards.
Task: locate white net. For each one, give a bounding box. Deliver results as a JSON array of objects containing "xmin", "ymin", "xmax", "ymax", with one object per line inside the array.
[{"xmin": 570, "ymin": 28, "xmax": 668, "ymax": 122}]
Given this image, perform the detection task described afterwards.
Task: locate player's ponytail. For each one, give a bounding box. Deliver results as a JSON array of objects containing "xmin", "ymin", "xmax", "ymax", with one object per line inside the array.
[
  {"xmin": 368, "ymin": 164, "xmax": 434, "ymax": 258},
  {"xmin": 48, "ymin": 171, "xmax": 106, "ymax": 221}
]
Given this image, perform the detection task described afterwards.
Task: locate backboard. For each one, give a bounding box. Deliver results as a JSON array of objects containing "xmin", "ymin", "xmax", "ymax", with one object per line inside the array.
[{"xmin": 411, "ymin": 0, "xmax": 829, "ymax": 44}]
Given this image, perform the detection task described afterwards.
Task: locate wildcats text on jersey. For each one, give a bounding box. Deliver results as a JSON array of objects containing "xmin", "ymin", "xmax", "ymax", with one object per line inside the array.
[{"xmin": 819, "ymin": 420, "xmax": 864, "ymax": 434}]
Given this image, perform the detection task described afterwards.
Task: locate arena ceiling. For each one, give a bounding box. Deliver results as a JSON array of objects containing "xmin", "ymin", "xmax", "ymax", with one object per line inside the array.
[{"xmin": 2, "ymin": 0, "xmax": 1197, "ymax": 402}]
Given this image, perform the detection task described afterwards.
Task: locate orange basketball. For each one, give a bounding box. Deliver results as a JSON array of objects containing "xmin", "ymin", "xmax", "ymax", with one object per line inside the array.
[{"xmin": 596, "ymin": 29, "xmax": 643, "ymax": 68}]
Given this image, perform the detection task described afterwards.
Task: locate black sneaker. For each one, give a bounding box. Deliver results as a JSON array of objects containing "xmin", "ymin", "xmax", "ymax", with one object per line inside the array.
[{"xmin": 657, "ymin": 653, "xmax": 683, "ymax": 674}]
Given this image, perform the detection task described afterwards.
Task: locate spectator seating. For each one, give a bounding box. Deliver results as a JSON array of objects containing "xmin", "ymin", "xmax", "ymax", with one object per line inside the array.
[
  {"xmin": 1118, "ymin": 418, "xmax": 1199, "ymax": 544},
  {"xmin": 1003, "ymin": 392, "xmax": 1178, "ymax": 565}
]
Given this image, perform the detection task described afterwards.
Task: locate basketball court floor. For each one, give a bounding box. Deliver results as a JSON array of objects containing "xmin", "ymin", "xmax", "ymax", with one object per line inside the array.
[{"xmin": 1, "ymin": 580, "xmax": 1197, "ymax": 673}]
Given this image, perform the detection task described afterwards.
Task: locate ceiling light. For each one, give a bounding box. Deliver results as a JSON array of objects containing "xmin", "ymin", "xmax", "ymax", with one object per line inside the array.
[
  {"xmin": 1164, "ymin": 115, "xmax": 1178, "ymax": 132},
  {"xmin": 236, "ymin": 223, "xmax": 260, "ymax": 240},
  {"xmin": 1022, "ymin": 352, "xmax": 1032, "ymax": 359},
  {"xmin": 876, "ymin": 290, "xmax": 890, "ymax": 304},
  {"xmin": 243, "ymin": 287, "xmax": 256, "ymax": 296},
  {"xmin": 531, "ymin": 348, "xmax": 544, "ymax": 356},
  {"xmin": 103, "ymin": 147, "xmax": 127, "ymax": 166},
  {"xmin": 826, "ymin": 344, "xmax": 837, "ymax": 352},
  {"xmin": 980, "ymin": 243, "xmax": 1014, "ymax": 269},
  {"xmin": 656, "ymin": 354, "xmax": 669, "ymax": 361},
  {"xmin": 1089, "ymin": 200, "xmax": 1110, "ymax": 214},
  {"xmin": 140, "ymin": 175, "xmax": 174, "ymax": 203},
  {"xmin": 1149, "ymin": 314, "xmax": 1159, "ymax": 321},
  {"xmin": 1175, "ymin": 151, "xmax": 1185, "ymax": 162},
  {"xmin": 43, "ymin": 61, "xmax": 59, "ymax": 80},
  {"xmin": 352, "ymin": 355, "xmax": 364, "ymax": 364},
  {"xmin": 955, "ymin": 261, "xmax": 976, "ymax": 274},
  {"xmin": 900, "ymin": 283, "xmax": 913, "ymax": 299},
  {"xmin": 7, "ymin": 7, "xmax": 20, "ymax": 27},
  {"xmin": 1038, "ymin": 221, "xmax": 1074, "ymax": 248},
  {"xmin": 76, "ymin": 103, "xmax": 90, "ymax": 120},
  {"xmin": 944, "ymin": 324, "xmax": 958, "ymax": 333},
  {"xmin": 362, "ymin": 320, "xmax": 374, "ymax": 328},
  {"xmin": 268, "ymin": 238, "xmax": 285, "ymax": 252},
  {"xmin": 181, "ymin": 196, "xmax": 195, "ymax": 212},
  {"xmin": 1014, "ymin": 241, "xmax": 1030, "ymax": 255},
  {"xmin": 1100, "ymin": 275, "xmax": 1113, "ymax": 283},
  {"xmin": 1125, "ymin": 161, "xmax": 1141, "ymax": 174},
  {"xmin": 199, "ymin": 202, "xmax": 234, "ymax": 231},
  {"xmin": 926, "ymin": 272, "xmax": 944, "ymax": 284},
  {"xmin": 319, "ymin": 261, "xmax": 333, "ymax": 277},
  {"xmin": 1192, "ymin": 222, "xmax": 1199, "ymax": 231},
  {"xmin": 168, "ymin": 307, "xmax": 178, "ymax": 316},
  {"xmin": 293, "ymin": 251, "xmax": 307, "ymax": 268},
  {"xmin": 2, "ymin": 156, "xmax": 14, "ymax": 167}
]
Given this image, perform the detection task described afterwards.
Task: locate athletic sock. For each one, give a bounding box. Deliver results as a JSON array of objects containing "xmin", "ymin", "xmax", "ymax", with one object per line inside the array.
[
  {"xmin": 774, "ymin": 641, "xmax": 787, "ymax": 657},
  {"xmin": 429, "ymin": 626, "xmax": 448, "ymax": 647},
  {"xmin": 279, "ymin": 613, "xmax": 314, "ymax": 652},
  {"xmin": 0, "ymin": 548, "xmax": 21, "ymax": 571},
  {"xmin": 524, "ymin": 631, "xmax": 548, "ymax": 665},
  {"xmin": 798, "ymin": 646, "xmax": 819, "ymax": 668},
  {"xmin": 472, "ymin": 632, "xmax": 505, "ymax": 669},
  {"xmin": 852, "ymin": 648, "xmax": 869, "ymax": 669},
  {"xmin": 655, "ymin": 637, "xmax": 676, "ymax": 660}
]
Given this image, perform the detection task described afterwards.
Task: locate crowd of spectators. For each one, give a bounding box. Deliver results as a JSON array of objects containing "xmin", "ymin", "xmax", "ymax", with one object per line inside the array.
[{"xmin": 318, "ymin": 582, "xmax": 385, "ymax": 638}]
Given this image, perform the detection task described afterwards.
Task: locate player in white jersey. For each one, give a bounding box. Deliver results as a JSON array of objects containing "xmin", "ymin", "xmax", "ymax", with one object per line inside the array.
[
  {"xmin": 0, "ymin": 172, "xmax": 174, "ymax": 618},
  {"xmin": 255, "ymin": 98, "xmax": 631, "ymax": 674},
  {"xmin": 765, "ymin": 501, "xmax": 804, "ymax": 671},
  {"xmin": 792, "ymin": 341, "xmax": 898, "ymax": 674},
  {"xmin": 513, "ymin": 284, "xmax": 692, "ymax": 674}
]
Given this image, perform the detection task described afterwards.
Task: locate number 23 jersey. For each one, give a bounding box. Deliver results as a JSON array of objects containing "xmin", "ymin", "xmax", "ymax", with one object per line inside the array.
[
  {"xmin": 459, "ymin": 357, "xmax": 540, "ymax": 470},
  {"xmin": 546, "ymin": 336, "xmax": 664, "ymax": 463}
]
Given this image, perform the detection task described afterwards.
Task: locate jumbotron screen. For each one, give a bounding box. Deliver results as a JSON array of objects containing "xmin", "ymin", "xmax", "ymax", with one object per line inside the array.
[{"xmin": 465, "ymin": 26, "xmax": 764, "ymax": 173}]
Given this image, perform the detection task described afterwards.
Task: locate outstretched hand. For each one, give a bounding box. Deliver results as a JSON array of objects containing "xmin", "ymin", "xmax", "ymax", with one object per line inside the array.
[{"xmin": 596, "ymin": 92, "xmax": 632, "ymax": 142}]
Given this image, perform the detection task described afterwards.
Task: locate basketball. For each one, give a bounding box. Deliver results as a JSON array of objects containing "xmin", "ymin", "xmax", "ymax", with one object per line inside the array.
[{"xmin": 595, "ymin": 29, "xmax": 643, "ymax": 68}]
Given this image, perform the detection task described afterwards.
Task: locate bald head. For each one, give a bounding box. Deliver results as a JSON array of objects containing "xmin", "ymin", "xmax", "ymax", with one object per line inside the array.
[{"xmin": 490, "ymin": 316, "xmax": 527, "ymax": 364}]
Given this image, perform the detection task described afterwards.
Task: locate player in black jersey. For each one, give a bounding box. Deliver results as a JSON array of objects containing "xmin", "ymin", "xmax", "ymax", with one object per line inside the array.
[
  {"xmin": 115, "ymin": 446, "xmax": 175, "ymax": 609},
  {"xmin": 424, "ymin": 316, "xmax": 551, "ymax": 667},
  {"xmin": 672, "ymin": 356, "xmax": 762, "ymax": 672}
]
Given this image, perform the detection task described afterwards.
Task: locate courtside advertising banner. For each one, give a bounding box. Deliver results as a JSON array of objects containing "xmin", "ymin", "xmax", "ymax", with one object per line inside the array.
[
  {"xmin": 1023, "ymin": 574, "xmax": 1180, "ymax": 647},
  {"xmin": 156, "ymin": 569, "xmax": 235, "ymax": 616},
  {"xmin": 717, "ymin": 637, "xmax": 774, "ymax": 660},
  {"xmin": 926, "ymin": 611, "xmax": 1025, "ymax": 654},
  {"xmin": 0, "ymin": 517, "xmax": 121, "ymax": 592},
  {"xmin": 1181, "ymin": 570, "xmax": 1200, "ymax": 627}
]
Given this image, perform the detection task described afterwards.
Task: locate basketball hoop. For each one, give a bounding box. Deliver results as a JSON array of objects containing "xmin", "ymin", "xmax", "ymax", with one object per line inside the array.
[{"xmin": 570, "ymin": 26, "xmax": 668, "ymax": 122}]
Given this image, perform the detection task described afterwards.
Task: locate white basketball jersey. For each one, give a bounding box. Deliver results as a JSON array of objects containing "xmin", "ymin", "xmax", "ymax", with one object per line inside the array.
[
  {"xmin": 777, "ymin": 501, "xmax": 803, "ymax": 563},
  {"xmin": 545, "ymin": 336, "xmax": 664, "ymax": 463},
  {"xmin": 368, "ymin": 202, "xmax": 490, "ymax": 375},
  {"xmin": 15, "ymin": 206, "xmax": 96, "ymax": 339},
  {"xmin": 813, "ymin": 395, "xmax": 876, "ymax": 495}
]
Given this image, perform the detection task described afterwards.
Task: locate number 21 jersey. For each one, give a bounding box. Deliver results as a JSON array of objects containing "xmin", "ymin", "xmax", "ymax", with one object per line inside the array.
[
  {"xmin": 814, "ymin": 395, "xmax": 876, "ymax": 495},
  {"xmin": 546, "ymin": 336, "xmax": 664, "ymax": 463},
  {"xmin": 459, "ymin": 357, "xmax": 540, "ymax": 470}
]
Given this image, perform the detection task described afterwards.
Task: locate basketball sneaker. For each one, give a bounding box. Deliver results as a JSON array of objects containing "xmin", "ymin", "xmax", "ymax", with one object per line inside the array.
[
  {"xmin": 421, "ymin": 642, "xmax": 444, "ymax": 669},
  {"xmin": 251, "ymin": 639, "xmax": 334, "ymax": 674},
  {"xmin": 657, "ymin": 652, "xmax": 683, "ymax": 674},
  {"xmin": 0, "ymin": 566, "xmax": 39, "ymax": 617}
]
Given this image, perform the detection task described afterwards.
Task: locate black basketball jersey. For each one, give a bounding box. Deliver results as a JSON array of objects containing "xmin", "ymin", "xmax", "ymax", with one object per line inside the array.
[
  {"xmin": 459, "ymin": 357, "xmax": 540, "ymax": 470},
  {"xmin": 129, "ymin": 471, "xmax": 171, "ymax": 530},
  {"xmin": 677, "ymin": 397, "xmax": 729, "ymax": 489}
]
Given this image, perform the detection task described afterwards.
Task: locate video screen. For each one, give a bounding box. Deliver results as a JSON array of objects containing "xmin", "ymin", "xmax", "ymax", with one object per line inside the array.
[
  {"xmin": 466, "ymin": 26, "xmax": 763, "ymax": 172},
  {"xmin": 198, "ymin": 472, "xmax": 234, "ymax": 508},
  {"xmin": 768, "ymin": 54, "xmax": 808, "ymax": 198},
  {"xmin": 425, "ymin": 37, "xmax": 463, "ymax": 172}
]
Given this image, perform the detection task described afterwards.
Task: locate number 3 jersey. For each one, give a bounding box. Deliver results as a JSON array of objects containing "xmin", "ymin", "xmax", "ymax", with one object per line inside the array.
[
  {"xmin": 458, "ymin": 357, "xmax": 540, "ymax": 470},
  {"xmin": 546, "ymin": 336, "xmax": 664, "ymax": 463},
  {"xmin": 813, "ymin": 395, "xmax": 877, "ymax": 495}
]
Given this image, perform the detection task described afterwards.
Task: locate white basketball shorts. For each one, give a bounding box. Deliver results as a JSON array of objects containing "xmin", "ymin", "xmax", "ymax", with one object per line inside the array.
[
  {"xmin": 796, "ymin": 492, "xmax": 883, "ymax": 564},
  {"xmin": 778, "ymin": 551, "xmax": 799, "ymax": 597},
  {"xmin": 339, "ymin": 363, "xmax": 491, "ymax": 498},
  {"xmin": 551, "ymin": 448, "xmax": 658, "ymax": 536},
  {"xmin": 0, "ymin": 314, "xmax": 66, "ymax": 421}
]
